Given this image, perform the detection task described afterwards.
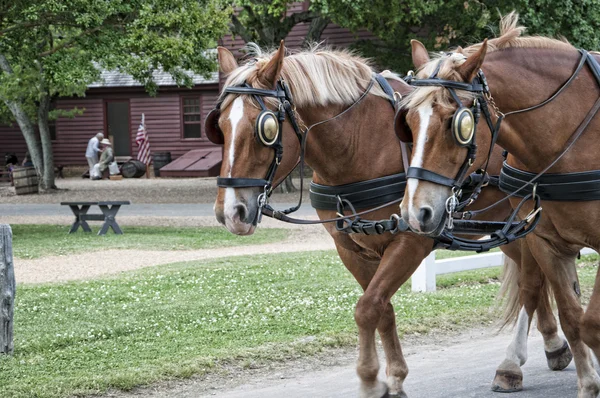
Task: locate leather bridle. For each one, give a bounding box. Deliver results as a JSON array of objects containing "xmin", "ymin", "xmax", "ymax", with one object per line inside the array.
[
  {"xmin": 207, "ymin": 80, "xmax": 303, "ymax": 191},
  {"xmin": 402, "ymin": 60, "xmax": 485, "ymax": 200},
  {"xmin": 205, "ymin": 75, "xmax": 394, "ymax": 228},
  {"xmin": 205, "ymin": 78, "xmax": 306, "ymax": 223}
]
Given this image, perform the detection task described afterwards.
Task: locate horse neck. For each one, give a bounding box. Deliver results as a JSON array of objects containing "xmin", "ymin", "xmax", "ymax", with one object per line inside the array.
[
  {"xmin": 296, "ymin": 95, "xmax": 402, "ymax": 185},
  {"xmin": 483, "ymin": 47, "xmax": 599, "ymax": 171}
]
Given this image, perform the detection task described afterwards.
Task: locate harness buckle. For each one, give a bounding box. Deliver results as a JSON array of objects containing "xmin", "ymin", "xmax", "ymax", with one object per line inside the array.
[
  {"xmin": 525, "ymin": 206, "xmax": 542, "ymax": 223},
  {"xmin": 445, "ymin": 189, "xmax": 460, "ymax": 230}
]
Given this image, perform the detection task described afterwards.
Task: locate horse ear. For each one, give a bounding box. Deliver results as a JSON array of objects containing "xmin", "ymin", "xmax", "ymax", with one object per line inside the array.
[
  {"xmin": 411, "ymin": 40, "xmax": 430, "ymax": 70},
  {"xmin": 457, "ymin": 39, "xmax": 487, "ymax": 82},
  {"xmin": 217, "ymin": 46, "xmax": 238, "ymax": 75},
  {"xmin": 258, "ymin": 40, "xmax": 285, "ymax": 88}
]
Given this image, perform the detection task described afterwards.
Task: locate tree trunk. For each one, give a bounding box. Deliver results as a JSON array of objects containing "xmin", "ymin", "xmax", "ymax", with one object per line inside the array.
[
  {"xmin": 3, "ymin": 99, "xmax": 44, "ymax": 178},
  {"xmin": 0, "ymin": 54, "xmax": 45, "ymax": 181},
  {"xmin": 0, "ymin": 224, "xmax": 15, "ymax": 355},
  {"xmin": 38, "ymin": 94, "xmax": 56, "ymax": 190},
  {"xmin": 302, "ymin": 17, "xmax": 331, "ymax": 48}
]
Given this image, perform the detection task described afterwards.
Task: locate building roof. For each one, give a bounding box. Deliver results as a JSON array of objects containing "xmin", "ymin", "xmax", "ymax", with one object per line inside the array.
[{"xmin": 88, "ymin": 69, "xmax": 219, "ymax": 88}]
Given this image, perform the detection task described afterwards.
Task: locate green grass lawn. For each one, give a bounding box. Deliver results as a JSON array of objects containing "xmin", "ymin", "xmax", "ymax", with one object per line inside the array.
[
  {"xmin": 1, "ymin": 250, "xmax": 597, "ymax": 398},
  {"xmin": 10, "ymin": 224, "xmax": 289, "ymax": 259}
]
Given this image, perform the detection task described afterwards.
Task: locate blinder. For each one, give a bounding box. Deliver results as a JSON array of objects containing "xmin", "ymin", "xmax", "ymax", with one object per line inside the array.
[
  {"xmin": 394, "ymin": 107, "xmax": 411, "ymax": 143},
  {"xmin": 205, "ymin": 108, "xmax": 224, "ymax": 145},
  {"xmin": 452, "ymin": 106, "xmax": 475, "ymax": 146},
  {"xmin": 393, "ymin": 90, "xmax": 476, "ymax": 147},
  {"xmin": 255, "ymin": 110, "xmax": 280, "ymax": 146}
]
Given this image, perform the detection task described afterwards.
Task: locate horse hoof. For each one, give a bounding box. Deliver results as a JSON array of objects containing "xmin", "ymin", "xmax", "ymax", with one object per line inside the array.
[
  {"xmin": 491, "ymin": 370, "xmax": 523, "ymax": 393},
  {"xmin": 388, "ymin": 392, "xmax": 408, "ymax": 398},
  {"xmin": 545, "ymin": 341, "xmax": 573, "ymax": 371},
  {"xmin": 361, "ymin": 381, "xmax": 389, "ymax": 398}
]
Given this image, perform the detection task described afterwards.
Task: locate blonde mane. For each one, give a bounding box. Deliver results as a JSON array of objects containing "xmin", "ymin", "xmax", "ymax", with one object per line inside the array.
[
  {"xmin": 403, "ymin": 12, "xmax": 576, "ymax": 110},
  {"xmin": 219, "ymin": 44, "xmax": 389, "ymax": 110}
]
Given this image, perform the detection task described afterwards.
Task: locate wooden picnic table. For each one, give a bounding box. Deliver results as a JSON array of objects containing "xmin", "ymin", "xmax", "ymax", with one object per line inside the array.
[{"xmin": 60, "ymin": 201, "xmax": 130, "ymax": 235}]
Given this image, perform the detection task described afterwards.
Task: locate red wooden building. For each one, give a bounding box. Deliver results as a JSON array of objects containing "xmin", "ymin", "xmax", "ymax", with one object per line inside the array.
[{"xmin": 1, "ymin": 6, "xmax": 375, "ymax": 177}]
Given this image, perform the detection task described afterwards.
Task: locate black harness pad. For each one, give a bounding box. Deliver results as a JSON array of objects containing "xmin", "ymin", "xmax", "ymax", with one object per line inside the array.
[
  {"xmin": 499, "ymin": 162, "xmax": 600, "ymax": 201},
  {"xmin": 310, "ymin": 173, "xmax": 407, "ymax": 210}
]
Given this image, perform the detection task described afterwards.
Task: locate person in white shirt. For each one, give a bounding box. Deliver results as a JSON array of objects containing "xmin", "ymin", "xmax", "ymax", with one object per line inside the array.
[{"xmin": 85, "ymin": 132, "xmax": 104, "ymax": 179}]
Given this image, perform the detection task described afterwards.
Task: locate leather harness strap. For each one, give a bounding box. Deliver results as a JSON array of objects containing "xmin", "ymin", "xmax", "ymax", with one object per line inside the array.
[
  {"xmin": 309, "ymin": 173, "xmax": 407, "ymax": 211},
  {"xmin": 500, "ymin": 162, "xmax": 600, "ymax": 201},
  {"xmin": 496, "ymin": 51, "xmax": 600, "ymax": 202},
  {"xmin": 406, "ymin": 168, "xmax": 457, "ymax": 187}
]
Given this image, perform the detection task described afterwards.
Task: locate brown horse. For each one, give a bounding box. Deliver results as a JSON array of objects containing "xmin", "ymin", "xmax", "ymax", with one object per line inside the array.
[
  {"xmin": 400, "ymin": 13, "xmax": 600, "ymax": 397},
  {"xmin": 210, "ymin": 42, "xmax": 568, "ymax": 397}
]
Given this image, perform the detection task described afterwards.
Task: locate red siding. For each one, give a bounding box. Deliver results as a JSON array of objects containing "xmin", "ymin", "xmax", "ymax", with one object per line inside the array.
[
  {"xmin": 0, "ymin": 125, "xmax": 28, "ymax": 161},
  {"xmin": 53, "ymin": 98, "xmax": 104, "ymax": 165},
  {"xmin": 127, "ymin": 90, "xmax": 220, "ymax": 161},
  {"xmin": 0, "ymin": 87, "xmax": 220, "ymax": 167}
]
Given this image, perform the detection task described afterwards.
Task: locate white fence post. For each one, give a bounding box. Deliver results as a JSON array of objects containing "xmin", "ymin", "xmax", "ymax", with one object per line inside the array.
[
  {"xmin": 409, "ymin": 248, "xmax": 597, "ymax": 295},
  {"xmin": 411, "ymin": 252, "xmax": 437, "ymax": 292}
]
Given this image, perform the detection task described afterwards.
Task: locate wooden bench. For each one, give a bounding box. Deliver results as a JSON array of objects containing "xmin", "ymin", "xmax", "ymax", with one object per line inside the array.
[{"xmin": 60, "ymin": 201, "xmax": 130, "ymax": 235}]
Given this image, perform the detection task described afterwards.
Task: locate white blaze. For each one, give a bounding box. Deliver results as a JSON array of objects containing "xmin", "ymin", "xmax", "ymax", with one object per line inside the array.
[
  {"xmin": 407, "ymin": 105, "xmax": 433, "ymax": 215},
  {"xmin": 224, "ymin": 97, "xmax": 245, "ymax": 217}
]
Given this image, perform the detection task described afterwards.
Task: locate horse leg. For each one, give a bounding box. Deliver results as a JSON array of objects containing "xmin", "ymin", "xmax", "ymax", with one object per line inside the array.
[
  {"xmin": 352, "ymin": 237, "xmax": 431, "ymax": 398},
  {"xmin": 335, "ymin": 244, "xmax": 388, "ymax": 398},
  {"xmin": 536, "ymin": 276, "xmax": 573, "ymax": 371},
  {"xmin": 527, "ymin": 235, "xmax": 600, "ymax": 398},
  {"xmin": 493, "ymin": 241, "xmax": 536, "ymax": 392},
  {"xmin": 378, "ymin": 302, "xmax": 408, "ymax": 398}
]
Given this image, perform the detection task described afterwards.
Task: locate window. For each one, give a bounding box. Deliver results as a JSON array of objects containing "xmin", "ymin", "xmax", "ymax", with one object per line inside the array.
[
  {"xmin": 49, "ymin": 100, "xmax": 57, "ymax": 140},
  {"xmin": 182, "ymin": 97, "xmax": 201, "ymax": 138},
  {"xmin": 49, "ymin": 122, "xmax": 57, "ymax": 140}
]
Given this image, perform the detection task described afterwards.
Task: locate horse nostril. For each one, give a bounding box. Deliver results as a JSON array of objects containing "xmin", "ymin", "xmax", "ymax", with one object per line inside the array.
[
  {"xmin": 418, "ymin": 206, "xmax": 433, "ymax": 225},
  {"xmin": 234, "ymin": 204, "xmax": 247, "ymax": 223}
]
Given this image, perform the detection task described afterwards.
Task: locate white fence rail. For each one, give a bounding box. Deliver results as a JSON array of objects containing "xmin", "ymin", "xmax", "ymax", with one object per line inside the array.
[{"xmin": 411, "ymin": 248, "xmax": 597, "ymax": 292}]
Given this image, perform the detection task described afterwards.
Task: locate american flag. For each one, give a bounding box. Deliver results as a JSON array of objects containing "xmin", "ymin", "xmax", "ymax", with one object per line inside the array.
[{"xmin": 136, "ymin": 113, "xmax": 151, "ymax": 165}]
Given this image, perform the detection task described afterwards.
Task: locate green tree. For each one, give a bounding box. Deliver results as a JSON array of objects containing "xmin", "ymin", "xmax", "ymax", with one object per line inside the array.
[
  {"xmin": 230, "ymin": 1, "xmax": 330, "ymax": 49},
  {"xmin": 0, "ymin": 0, "xmax": 229, "ymax": 189},
  {"xmin": 310, "ymin": 0, "xmax": 600, "ymax": 71}
]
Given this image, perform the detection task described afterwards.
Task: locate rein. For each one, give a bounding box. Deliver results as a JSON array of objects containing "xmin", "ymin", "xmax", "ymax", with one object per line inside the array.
[{"xmin": 462, "ymin": 50, "xmax": 599, "ymax": 218}]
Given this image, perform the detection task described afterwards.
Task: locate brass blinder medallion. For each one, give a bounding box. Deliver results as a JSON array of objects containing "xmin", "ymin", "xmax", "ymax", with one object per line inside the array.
[
  {"xmin": 256, "ymin": 111, "xmax": 279, "ymax": 146},
  {"xmin": 453, "ymin": 108, "xmax": 475, "ymax": 146}
]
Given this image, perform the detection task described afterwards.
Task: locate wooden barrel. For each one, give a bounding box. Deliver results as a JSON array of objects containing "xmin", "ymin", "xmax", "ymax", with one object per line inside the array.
[
  {"xmin": 12, "ymin": 167, "xmax": 38, "ymax": 195},
  {"xmin": 121, "ymin": 160, "xmax": 146, "ymax": 178},
  {"xmin": 152, "ymin": 152, "xmax": 171, "ymax": 177}
]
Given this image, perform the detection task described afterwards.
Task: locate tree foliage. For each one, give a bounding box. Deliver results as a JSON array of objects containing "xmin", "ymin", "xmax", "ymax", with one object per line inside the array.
[
  {"xmin": 309, "ymin": 0, "xmax": 600, "ymax": 72},
  {"xmin": 0, "ymin": 0, "xmax": 229, "ymax": 189},
  {"xmin": 229, "ymin": 0, "xmax": 330, "ymax": 48}
]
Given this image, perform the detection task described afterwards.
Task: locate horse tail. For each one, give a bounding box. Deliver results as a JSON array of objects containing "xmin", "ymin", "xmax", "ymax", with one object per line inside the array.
[{"xmin": 497, "ymin": 254, "xmax": 521, "ymax": 330}]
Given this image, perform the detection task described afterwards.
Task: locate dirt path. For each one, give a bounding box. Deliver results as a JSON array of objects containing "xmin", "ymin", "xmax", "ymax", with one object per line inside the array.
[{"xmin": 14, "ymin": 226, "xmax": 335, "ymax": 284}]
